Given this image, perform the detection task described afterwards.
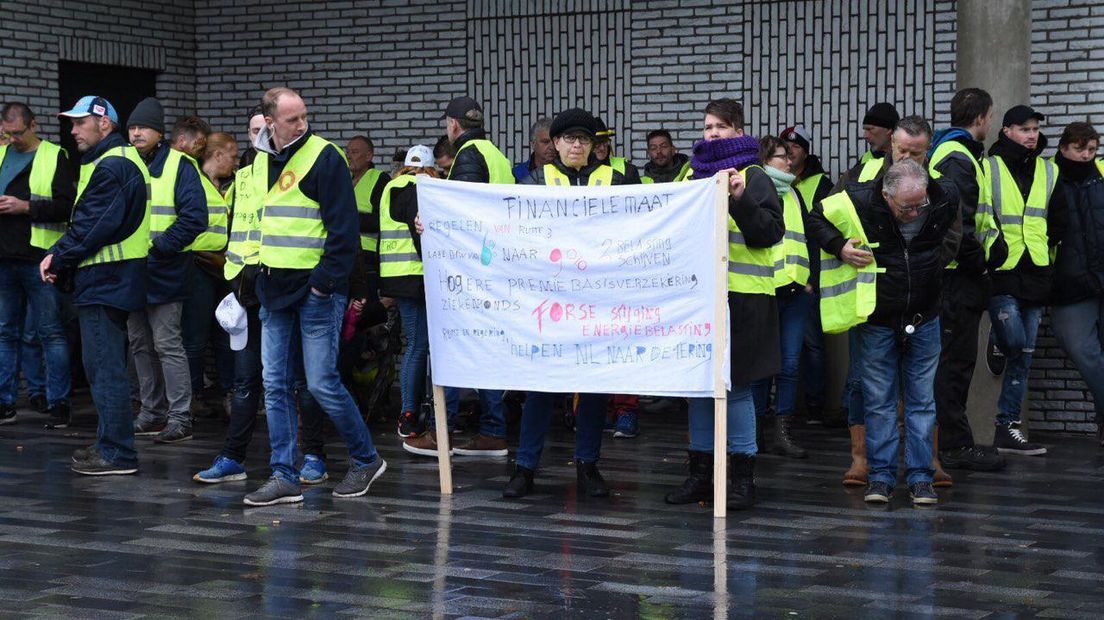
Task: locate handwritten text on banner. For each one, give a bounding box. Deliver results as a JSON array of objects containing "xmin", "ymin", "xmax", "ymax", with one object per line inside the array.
[{"xmin": 417, "ymin": 175, "xmax": 725, "ymax": 397}]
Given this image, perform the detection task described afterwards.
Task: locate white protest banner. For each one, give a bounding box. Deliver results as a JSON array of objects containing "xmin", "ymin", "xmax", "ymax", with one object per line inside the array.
[{"xmin": 416, "ymin": 175, "xmax": 727, "ymax": 397}]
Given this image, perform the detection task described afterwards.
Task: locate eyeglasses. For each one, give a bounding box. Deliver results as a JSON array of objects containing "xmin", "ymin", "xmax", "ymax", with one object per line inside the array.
[
  {"xmin": 560, "ymin": 135, "xmax": 593, "ymax": 146},
  {"xmin": 0, "ymin": 127, "xmax": 29, "ymax": 140},
  {"xmin": 892, "ymin": 197, "xmax": 930, "ymax": 215}
]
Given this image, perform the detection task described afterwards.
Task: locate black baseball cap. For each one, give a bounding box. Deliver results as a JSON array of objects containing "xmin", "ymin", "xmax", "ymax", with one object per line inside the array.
[
  {"xmin": 1003, "ymin": 104, "xmax": 1045, "ymax": 127},
  {"xmin": 441, "ymin": 96, "xmax": 482, "ymax": 120}
]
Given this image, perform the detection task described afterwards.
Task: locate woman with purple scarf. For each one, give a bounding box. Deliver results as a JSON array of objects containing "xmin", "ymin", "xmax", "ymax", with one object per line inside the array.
[{"xmin": 664, "ymin": 98, "xmax": 785, "ymax": 511}]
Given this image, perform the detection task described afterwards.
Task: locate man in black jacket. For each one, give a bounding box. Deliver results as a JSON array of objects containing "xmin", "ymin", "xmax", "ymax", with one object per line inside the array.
[
  {"xmin": 807, "ymin": 159, "xmax": 960, "ymax": 506},
  {"xmin": 0, "ymin": 102, "xmax": 75, "ymax": 426},
  {"xmin": 1050, "ymin": 122, "xmax": 1104, "ymax": 447},
  {"xmin": 930, "ymin": 88, "xmax": 1007, "ymax": 473},
  {"xmin": 986, "ymin": 105, "xmax": 1068, "ymax": 457},
  {"xmin": 404, "ymin": 97, "xmax": 511, "ymax": 458}
]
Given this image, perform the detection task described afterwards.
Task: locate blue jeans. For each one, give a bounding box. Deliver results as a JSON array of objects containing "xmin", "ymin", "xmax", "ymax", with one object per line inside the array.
[
  {"xmin": 260, "ymin": 292, "xmax": 378, "ymax": 482},
  {"xmin": 20, "ymin": 313, "xmax": 46, "ymax": 398},
  {"xmin": 843, "ymin": 328, "xmax": 866, "ymax": 425},
  {"xmin": 860, "ymin": 319, "xmax": 941, "ymax": 486},
  {"xmin": 687, "ymin": 383, "xmax": 757, "ymax": 455},
  {"xmin": 441, "ymin": 388, "xmax": 506, "ymax": 437},
  {"xmin": 396, "ymin": 297, "xmax": 429, "ymax": 414},
  {"xmin": 516, "ymin": 392, "xmax": 606, "ymax": 470},
  {"xmin": 752, "ymin": 290, "xmax": 812, "ymax": 416},
  {"xmin": 78, "ymin": 305, "xmax": 137, "ymax": 467},
  {"xmin": 802, "ymin": 291, "xmax": 826, "ymax": 410},
  {"xmin": 0, "ymin": 260, "xmax": 71, "ymax": 407},
  {"xmin": 988, "ymin": 295, "xmax": 1042, "ymax": 425},
  {"xmin": 182, "ymin": 267, "xmax": 234, "ymax": 394},
  {"xmin": 1052, "ymin": 299, "xmax": 1104, "ymax": 422}
]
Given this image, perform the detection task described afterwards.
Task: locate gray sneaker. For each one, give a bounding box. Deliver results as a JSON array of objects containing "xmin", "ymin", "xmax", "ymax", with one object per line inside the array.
[
  {"xmin": 332, "ymin": 458, "xmax": 387, "ymax": 498},
  {"xmin": 134, "ymin": 418, "xmax": 166, "ymax": 437},
  {"xmin": 154, "ymin": 423, "xmax": 193, "ymax": 444},
  {"xmin": 243, "ymin": 477, "xmax": 303, "ymax": 507}
]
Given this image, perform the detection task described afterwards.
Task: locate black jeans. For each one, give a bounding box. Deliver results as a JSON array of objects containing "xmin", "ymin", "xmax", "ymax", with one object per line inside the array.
[
  {"xmin": 220, "ymin": 305, "xmax": 326, "ymax": 462},
  {"xmin": 934, "ymin": 269, "xmax": 989, "ymax": 451}
]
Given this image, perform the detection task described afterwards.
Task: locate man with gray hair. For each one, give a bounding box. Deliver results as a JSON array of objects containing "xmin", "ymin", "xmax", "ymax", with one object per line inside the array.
[
  {"xmin": 807, "ymin": 159, "xmax": 960, "ymax": 506},
  {"xmin": 512, "ymin": 117, "xmax": 555, "ymax": 182}
]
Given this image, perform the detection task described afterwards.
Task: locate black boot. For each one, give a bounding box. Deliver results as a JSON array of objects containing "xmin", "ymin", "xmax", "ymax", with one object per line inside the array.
[
  {"xmin": 756, "ymin": 415, "xmax": 769, "ymax": 453},
  {"xmin": 665, "ymin": 450, "xmax": 713, "ymax": 504},
  {"xmin": 772, "ymin": 416, "xmax": 808, "ymax": 459},
  {"xmin": 576, "ymin": 461, "xmax": 610, "ymax": 497},
  {"xmin": 727, "ymin": 453, "xmax": 757, "ymax": 510},
  {"xmin": 502, "ymin": 466, "xmax": 534, "ymax": 498}
]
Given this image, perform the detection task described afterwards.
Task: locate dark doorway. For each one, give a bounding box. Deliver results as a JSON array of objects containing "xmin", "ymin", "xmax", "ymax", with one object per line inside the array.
[{"xmin": 57, "ymin": 61, "xmax": 157, "ymax": 173}]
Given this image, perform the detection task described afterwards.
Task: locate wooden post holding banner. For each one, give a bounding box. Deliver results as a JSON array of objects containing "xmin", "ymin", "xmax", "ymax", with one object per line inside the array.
[
  {"xmin": 432, "ymin": 384, "xmax": 453, "ymax": 494},
  {"xmin": 712, "ymin": 173, "xmax": 730, "ymax": 519}
]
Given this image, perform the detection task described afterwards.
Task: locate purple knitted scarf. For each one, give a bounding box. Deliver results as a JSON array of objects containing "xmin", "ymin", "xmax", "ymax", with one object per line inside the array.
[{"xmin": 690, "ymin": 135, "xmax": 760, "ymax": 179}]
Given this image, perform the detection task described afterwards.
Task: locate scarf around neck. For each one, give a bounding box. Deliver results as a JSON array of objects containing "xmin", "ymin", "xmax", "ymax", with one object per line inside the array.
[
  {"xmin": 691, "ymin": 135, "xmax": 760, "ymax": 179},
  {"xmin": 764, "ymin": 165, "xmax": 796, "ymax": 199}
]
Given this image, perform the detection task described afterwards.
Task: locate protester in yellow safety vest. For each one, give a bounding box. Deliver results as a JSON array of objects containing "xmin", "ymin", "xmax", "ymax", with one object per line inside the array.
[
  {"xmin": 244, "ymin": 86, "xmax": 386, "ymax": 507},
  {"xmin": 346, "ymin": 134, "xmax": 391, "ymax": 306},
  {"xmin": 406, "ymin": 96, "xmax": 511, "ymax": 458},
  {"xmin": 806, "ymin": 159, "xmax": 960, "ymax": 506},
  {"xmin": 664, "ymin": 98, "xmax": 784, "ymax": 512},
  {"xmin": 194, "ymin": 125, "xmax": 327, "ymax": 486},
  {"xmin": 641, "ymin": 129, "xmax": 691, "ymax": 184},
  {"xmin": 377, "ymin": 145, "xmax": 440, "ymax": 451},
  {"xmin": 985, "ymin": 105, "xmax": 1069, "ymax": 458},
  {"xmin": 749, "ymin": 136, "xmax": 811, "ymax": 460},
  {"xmin": 44, "ymin": 95, "xmax": 149, "ymax": 475},
  {"xmin": 857, "ymin": 102, "xmax": 899, "ymax": 168},
  {"xmin": 780, "ymin": 124, "xmax": 834, "ymax": 425},
  {"xmin": 502, "ymin": 107, "xmax": 626, "ymax": 500},
  {"xmin": 930, "ymin": 88, "xmax": 1008, "ymax": 475},
  {"xmin": 1050, "ymin": 122, "xmax": 1104, "ymax": 448},
  {"xmin": 181, "ymin": 132, "xmax": 236, "ymax": 421},
  {"xmin": 126, "ymin": 97, "xmax": 207, "ymax": 445},
  {"xmin": 239, "ymin": 105, "xmax": 265, "ymax": 168},
  {"xmin": 593, "ymin": 116, "xmax": 642, "ymax": 184},
  {"xmin": 170, "ymin": 116, "xmax": 211, "ymax": 163},
  {"xmin": 0, "ymin": 102, "xmax": 76, "ymax": 429}
]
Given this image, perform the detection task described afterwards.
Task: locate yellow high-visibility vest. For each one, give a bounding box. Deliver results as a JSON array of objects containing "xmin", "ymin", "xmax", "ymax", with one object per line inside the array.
[
  {"xmin": 984, "ymin": 155, "xmax": 1057, "ymax": 270},
  {"xmin": 378, "ymin": 174, "xmax": 422, "ymax": 279},
  {"xmin": 75, "ymin": 146, "xmax": 151, "ymax": 268},
  {"xmin": 818, "ymin": 192, "xmax": 880, "ymax": 333}
]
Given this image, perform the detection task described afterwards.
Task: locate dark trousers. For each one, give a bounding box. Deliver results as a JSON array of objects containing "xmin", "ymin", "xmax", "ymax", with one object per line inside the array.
[
  {"xmin": 79, "ymin": 305, "xmax": 137, "ymax": 467},
  {"xmin": 220, "ymin": 305, "xmax": 327, "ymax": 463},
  {"xmin": 934, "ymin": 270, "xmax": 988, "ymax": 451}
]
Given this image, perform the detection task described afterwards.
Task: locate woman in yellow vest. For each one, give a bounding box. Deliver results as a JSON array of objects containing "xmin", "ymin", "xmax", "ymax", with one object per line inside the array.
[
  {"xmin": 378, "ymin": 146, "xmax": 443, "ymax": 445},
  {"xmin": 183, "ymin": 132, "xmax": 237, "ymax": 415},
  {"xmin": 749, "ymin": 136, "xmax": 812, "ymax": 460},
  {"xmin": 664, "ymin": 98, "xmax": 785, "ymax": 511},
  {"xmin": 502, "ymin": 108, "xmax": 627, "ymax": 500}
]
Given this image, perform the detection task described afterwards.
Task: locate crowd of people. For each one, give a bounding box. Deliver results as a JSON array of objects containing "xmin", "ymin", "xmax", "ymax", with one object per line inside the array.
[{"xmin": 1, "ymin": 84, "xmax": 1102, "ymax": 510}]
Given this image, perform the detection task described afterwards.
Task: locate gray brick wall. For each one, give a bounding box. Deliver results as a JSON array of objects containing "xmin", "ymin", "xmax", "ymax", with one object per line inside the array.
[
  {"xmin": 0, "ymin": 0, "xmax": 1098, "ymax": 431},
  {"xmin": 0, "ymin": 0, "xmax": 196, "ymax": 138}
]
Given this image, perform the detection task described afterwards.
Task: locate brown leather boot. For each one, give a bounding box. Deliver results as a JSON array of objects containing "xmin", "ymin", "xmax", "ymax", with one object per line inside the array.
[
  {"xmin": 932, "ymin": 426, "xmax": 953, "ymax": 488},
  {"xmin": 843, "ymin": 424, "xmax": 868, "ymax": 486}
]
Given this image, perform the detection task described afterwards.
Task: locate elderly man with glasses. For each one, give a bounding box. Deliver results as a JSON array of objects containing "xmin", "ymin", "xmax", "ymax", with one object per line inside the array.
[{"xmin": 807, "ymin": 159, "xmax": 961, "ymax": 507}]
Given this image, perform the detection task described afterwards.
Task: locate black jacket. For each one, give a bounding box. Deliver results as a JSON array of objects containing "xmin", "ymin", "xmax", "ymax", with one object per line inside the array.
[
  {"xmin": 987, "ymin": 133, "xmax": 1069, "ymax": 302},
  {"xmin": 255, "ymin": 129, "xmax": 359, "ymax": 311},
  {"xmin": 49, "ymin": 132, "xmax": 148, "ymax": 311},
  {"xmin": 931, "ymin": 133, "xmax": 993, "ymax": 275},
  {"xmin": 520, "ymin": 156, "xmax": 629, "ymax": 186},
  {"xmin": 448, "ymin": 129, "xmax": 498, "ymax": 183},
  {"xmin": 1052, "ymin": 154, "xmax": 1104, "ymax": 305},
  {"xmin": 0, "ymin": 142, "xmax": 75, "ymax": 262},
  {"xmin": 807, "ymin": 176, "xmax": 960, "ymax": 328},
  {"xmin": 641, "ymin": 153, "xmax": 690, "ymax": 184},
  {"xmin": 691, "ymin": 165, "xmax": 786, "ymax": 385}
]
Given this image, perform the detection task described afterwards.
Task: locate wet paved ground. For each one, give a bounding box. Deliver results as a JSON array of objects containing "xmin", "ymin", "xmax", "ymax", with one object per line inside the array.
[{"xmin": 0, "ymin": 392, "xmax": 1102, "ymax": 619}]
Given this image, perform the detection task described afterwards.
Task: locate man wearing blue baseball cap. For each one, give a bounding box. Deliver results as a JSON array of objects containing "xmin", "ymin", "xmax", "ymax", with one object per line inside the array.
[{"xmin": 40, "ymin": 95, "xmax": 151, "ymax": 475}]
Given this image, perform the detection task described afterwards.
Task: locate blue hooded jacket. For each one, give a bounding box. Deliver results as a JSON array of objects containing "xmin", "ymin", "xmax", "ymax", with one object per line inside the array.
[{"xmin": 48, "ymin": 132, "xmax": 148, "ymax": 312}]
